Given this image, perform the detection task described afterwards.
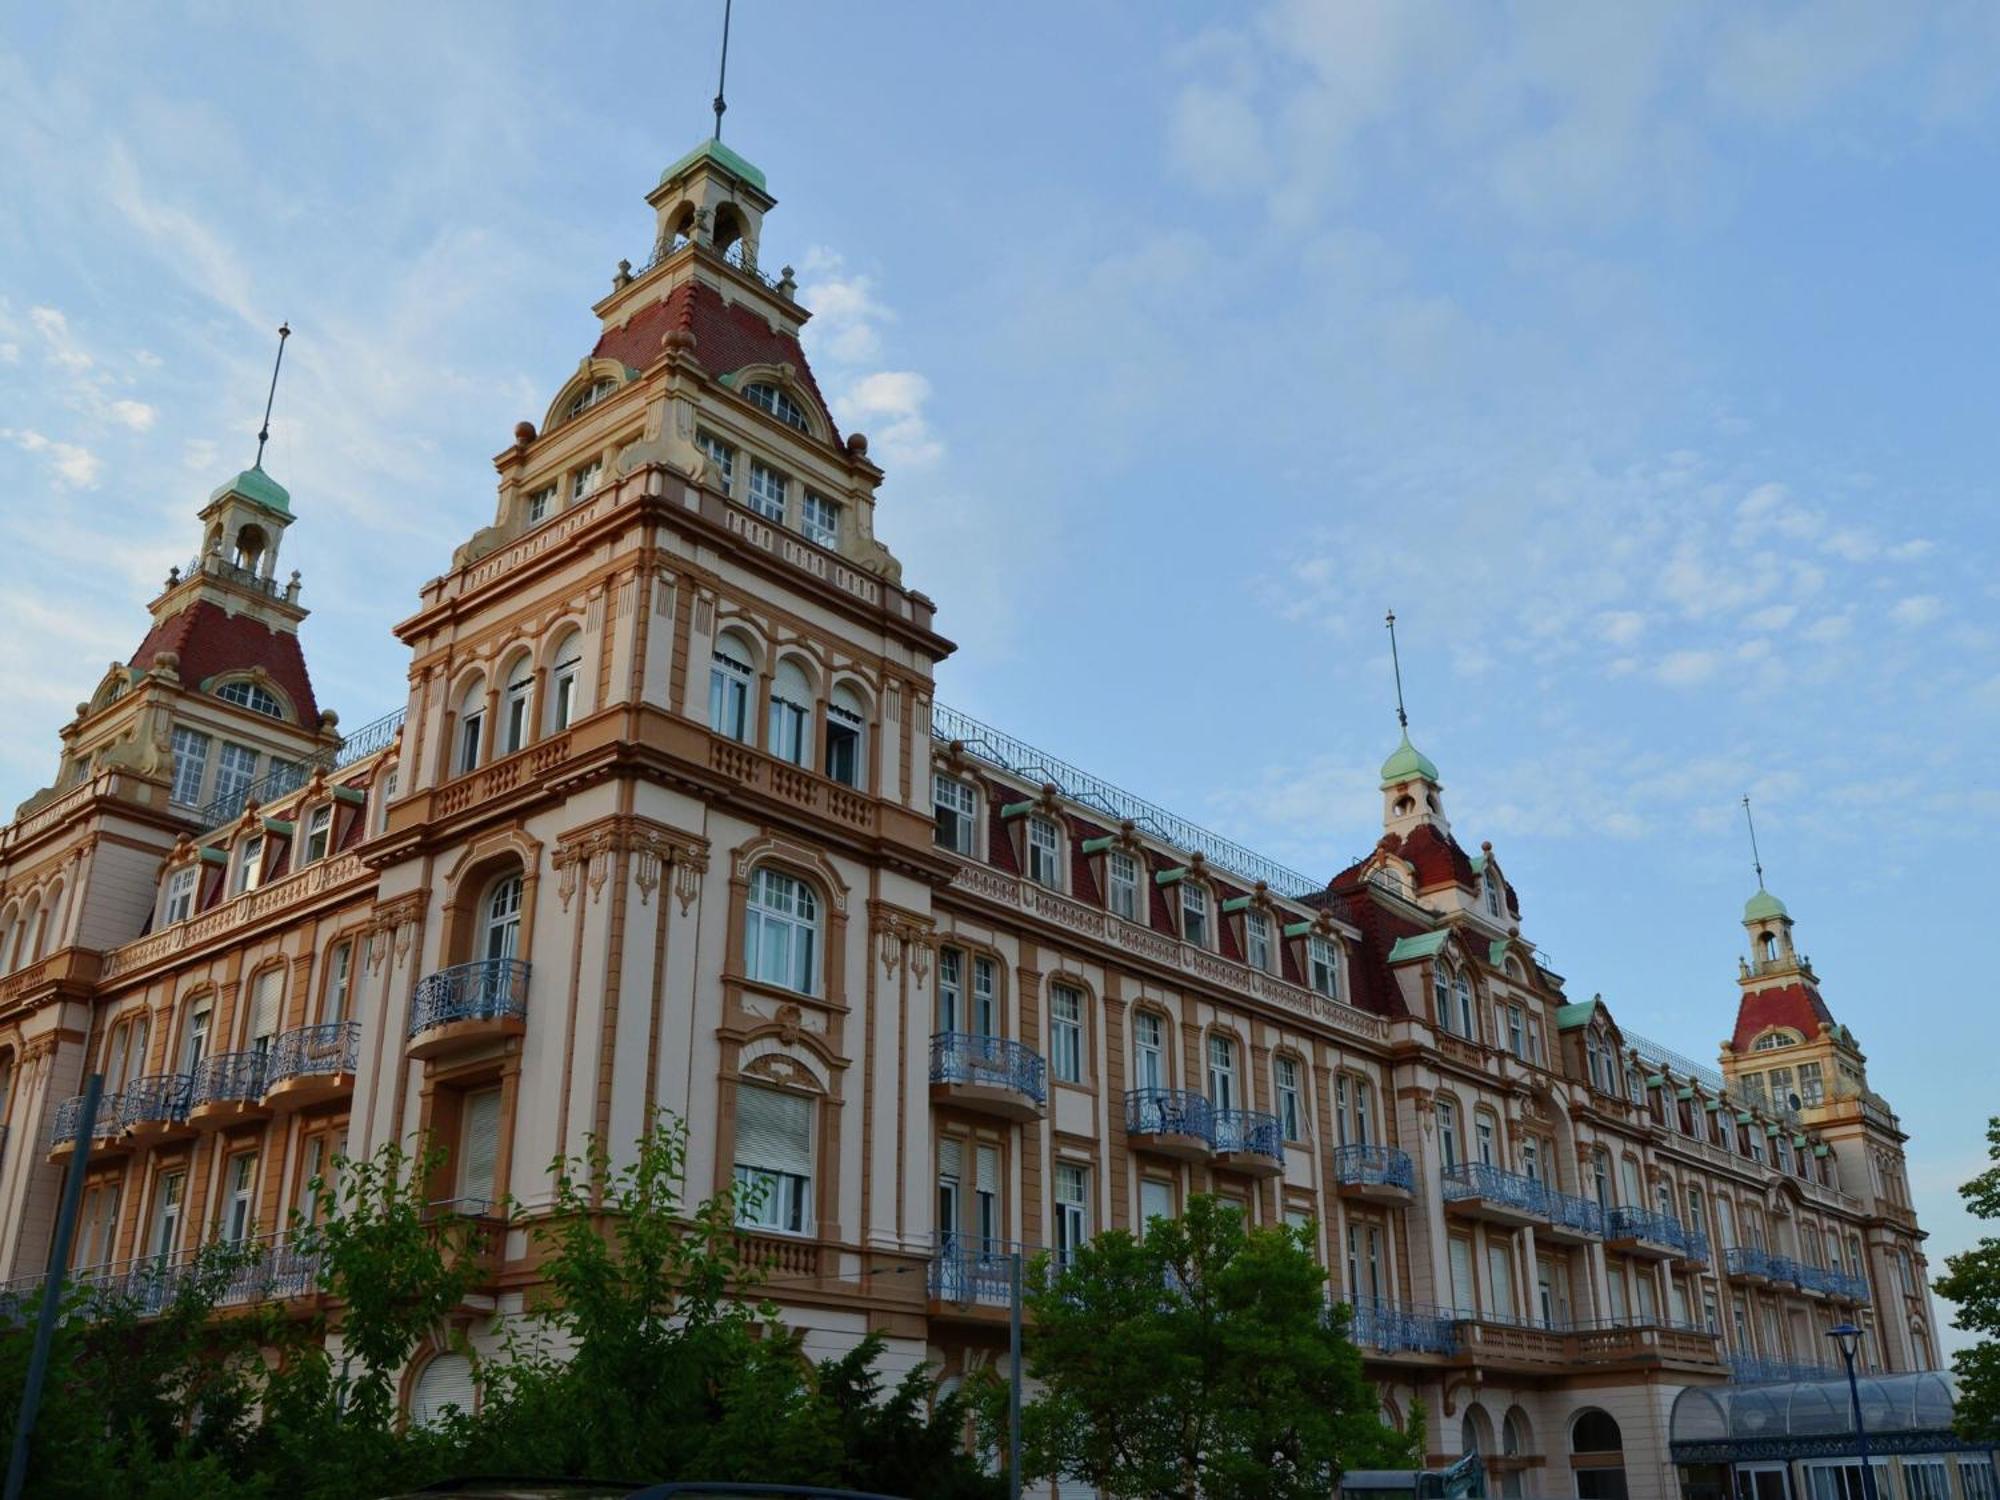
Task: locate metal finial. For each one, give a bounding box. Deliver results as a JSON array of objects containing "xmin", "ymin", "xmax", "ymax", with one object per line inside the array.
[
  {"xmin": 712, "ymin": 0, "xmax": 733, "ymax": 141},
  {"xmin": 1385, "ymin": 609, "xmax": 1409, "ymax": 731},
  {"xmin": 253, "ymin": 322, "xmax": 291, "ymax": 470},
  {"xmin": 1742, "ymin": 794, "xmax": 1766, "ymax": 889}
]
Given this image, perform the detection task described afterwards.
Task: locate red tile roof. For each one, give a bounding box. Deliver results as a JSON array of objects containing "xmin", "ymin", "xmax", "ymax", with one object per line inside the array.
[
  {"xmin": 130, "ymin": 600, "xmax": 320, "ymax": 725},
  {"xmin": 1730, "ymin": 980, "xmax": 1835, "ymax": 1054}
]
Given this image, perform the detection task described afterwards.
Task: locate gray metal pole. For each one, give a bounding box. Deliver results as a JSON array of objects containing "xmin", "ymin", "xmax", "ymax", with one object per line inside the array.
[
  {"xmin": 1009, "ymin": 1249, "xmax": 1023, "ymax": 1500},
  {"xmin": 1842, "ymin": 1338, "xmax": 1878, "ymax": 1500},
  {"xmin": 5, "ymin": 1073, "xmax": 101, "ymax": 1500}
]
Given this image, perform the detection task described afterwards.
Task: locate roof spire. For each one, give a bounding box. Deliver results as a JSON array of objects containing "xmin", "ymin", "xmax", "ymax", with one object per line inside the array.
[
  {"xmin": 1742, "ymin": 793, "xmax": 1766, "ymax": 890},
  {"xmin": 1386, "ymin": 608, "xmax": 1409, "ymax": 731},
  {"xmin": 253, "ymin": 322, "xmax": 291, "ymax": 471},
  {"xmin": 711, "ymin": 0, "xmax": 733, "ymax": 142}
]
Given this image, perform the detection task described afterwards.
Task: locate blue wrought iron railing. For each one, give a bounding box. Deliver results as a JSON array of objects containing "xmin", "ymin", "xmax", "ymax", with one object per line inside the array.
[
  {"xmin": 265, "ymin": 1020, "xmax": 361, "ymax": 1086},
  {"xmin": 47, "ymin": 1091, "xmax": 122, "ymax": 1148},
  {"xmin": 928, "ymin": 1032, "xmax": 1047, "ymax": 1106},
  {"xmin": 195, "ymin": 706, "xmax": 404, "ymax": 829},
  {"xmin": 2, "ymin": 1235, "xmax": 324, "ymax": 1327},
  {"xmin": 928, "ymin": 1234, "xmax": 1028, "ymax": 1307},
  {"xmin": 1605, "ymin": 1205, "xmax": 1689, "ymax": 1253},
  {"xmin": 1545, "ymin": 1187, "xmax": 1606, "ymax": 1238},
  {"xmin": 1730, "ymin": 1353, "xmax": 1842, "ymax": 1384},
  {"xmin": 1332, "ymin": 1143, "xmax": 1414, "ymax": 1193},
  {"xmin": 1441, "ymin": 1162, "xmax": 1548, "ymax": 1217},
  {"xmin": 1766, "ymin": 1254, "xmax": 1804, "ymax": 1286},
  {"xmin": 119, "ymin": 1073, "xmax": 192, "ymax": 1131},
  {"xmin": 408, "ymin": 958, "xmax": 530, "ymax": 1038},
  {"xmin": 1821, "ymin": 1268, "xmax": 1871, "ymax": 1302},
  {"xmin": 1125, "ymin": 1087, "xmax": 1213, "ymax": 1142},
  {"xmin": 189, "ymin": 1050, "xmax": 267, "ymax": 1108},
  {"xmin": 1343, "ymin": 1296, "xmax": 1458, "ymax": 1355},
  {"xmin": 1680, "ymin": 1230, "xmax": 1713, "ymax": 1264},
  {"xmin": 1725, "ymin": 1245, "xmax": 1780, "ymax": 1280},
  {"xmin": 1211, "ymin": 1108, "xmax": 1283, "ymax": 1160}
]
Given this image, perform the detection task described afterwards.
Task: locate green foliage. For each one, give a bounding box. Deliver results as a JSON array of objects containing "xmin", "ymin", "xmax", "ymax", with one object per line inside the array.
[
  {"xmin": 1936, "ymin": 1115, "xmax": 2000, "ymax": 1442},
  {"xmin": 1008, "ymin": 1195, "xmax": 1420, "ymax": 1499}
]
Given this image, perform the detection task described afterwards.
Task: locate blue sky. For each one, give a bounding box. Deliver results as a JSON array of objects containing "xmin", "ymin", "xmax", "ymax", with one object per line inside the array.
[{"xmin": 2, "ymin": 4, "xmax": 1995, "ymax": 1352}]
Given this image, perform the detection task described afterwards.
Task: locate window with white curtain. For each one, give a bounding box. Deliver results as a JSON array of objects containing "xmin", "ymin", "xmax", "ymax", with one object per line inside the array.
[
  {"xmin": 1027, "ymin": 817, "xmax": 1061, "ymax": 888},
  {"xmin": 734, "ymin": 1084, "xmax": 812, "ymax": 1234},
  {"xmin": 767, "ymin": 658, "xmax": 812, "ymax": 765},
  {"xmin": 1244, "ymin": 909, "xmax": 1272, "ymax": 972},
  {"xmin": 549, "ymin": 632, "xmax": 582, "ymax": 732},
  {"xmin": 1049, "ymin": 985, "xmax": 1084, "ymax": 1083},
  {"xmin": 744, "ymin": 868, "xmax": 818, "ymax": 994},
  {"xmin": 1275, "ymin": 1056, "xmax": 1302, "ymax": 1140},
  {"xmin": 1133, "ymin": 1011, "xmax": 1164, "ymax": 1092},
  {"xmin": 1106, "ymin": 850, "xmax": 1138, "ymax": 920},
  {"xmin": 1309, "ymin": 935, "xmax": 1341, "ymax": 999}
]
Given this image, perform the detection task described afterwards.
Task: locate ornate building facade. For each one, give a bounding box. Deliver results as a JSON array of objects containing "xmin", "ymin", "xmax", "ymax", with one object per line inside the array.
[{"xmin": 0, "ymin": 139, "xmax": 1941, "ymax": 1499}]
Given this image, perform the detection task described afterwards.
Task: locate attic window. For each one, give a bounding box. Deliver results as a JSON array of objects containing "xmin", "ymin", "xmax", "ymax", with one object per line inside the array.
[
  {"xmin": 216, "ymin": 680, "xmax": 285, "ymax": 719},
  {"xmin": 744, "ymin": 382, "xmax": 809, "ymax": 432},
  {"xmin": 1751, "ymin": 1031, "xmax": 1799, "ymax": 1052},
  {"xmin": 565, "ymin": 378, "xmax": 616, "ymax": 422}
]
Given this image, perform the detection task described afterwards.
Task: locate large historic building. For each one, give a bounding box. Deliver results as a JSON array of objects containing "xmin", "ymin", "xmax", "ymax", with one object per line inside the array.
[{"xmin": 0, "ymin": 136, "xmax": 1944, "ymax": 1499}]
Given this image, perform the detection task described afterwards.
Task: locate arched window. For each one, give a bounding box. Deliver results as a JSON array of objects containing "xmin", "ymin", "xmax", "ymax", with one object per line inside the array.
[
  {"xmin": 743, "ymin": 381, "xmax": 809, "ymax": 431},
  {"xmin": 499, "ymin": 657, "xmax": 533, "ymax": 756},
  {"xmin": 484, "ymin": 875, "xmax": 523, "ymax": 963},
  {"xmin": 1762, "ymin": 932, "xmax": 1779, "ymax": 963},
  {"xmin": 563, "ymin": 377, "xmax": 616, "ymax": 422},
  {"xmin": 1435, "ymin": 963, "xmax": 1473, "ymax": 1038},
  {"xmin": 548, "ymin": 630, "xmax": 583, "ymax": 733},
  {"xmin": 767, "ymin": 658, "xmax": 812, "ymax": 766},
  {"xmin": 1132, "ymin": 1010, "xmax": 1166, "ymax": 1092},
  {"xmin": 709, "ymin": 632, "xmax": 755, "ymax": 743},
  {"xmin": 744, "ymin": 868, "xmax": 819, "ymax": 994},
  {"xmin": 1753, "ymin": 1030, "xmax": 1798, "ymax": 1051},
  {"xmin": 216, "ymin": 678, "xmax": 286, "ymax": 719},
  {"xmin": 1499, "ymin": 1410, "xmax": 1528, "ymax": 1500},
  {"xmin": 105, "ymin": 1013, "xmax": 149, "ymax": 1092},
  {"xmin": 323, "ymin": 938, "xmax": 354, "ymax": 1024},
  {"xmin": 410, "ymin": 1351, "xmax": 477, "ymax": 1428},
  {"xmin": 824, "ymin": 683, "xmax": 865, "ymax": 787},
  {"xmin": 455, "ymin": 677, "xmax": 487, "ymax": 776},
  {"xmin": 1570, "ymin": 1408, "xmax": 1626, "ymax": 1500}
]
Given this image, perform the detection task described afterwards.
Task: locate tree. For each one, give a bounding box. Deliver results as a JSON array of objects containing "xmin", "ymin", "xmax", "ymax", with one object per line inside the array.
[
  {"xmin": 1008, "ymin": 1194, "xmax": 1419, "ymax": 1500},
  {"xmin": 1935, "ymin": 1115, "xmax": 2000, "ymax": 1442}
]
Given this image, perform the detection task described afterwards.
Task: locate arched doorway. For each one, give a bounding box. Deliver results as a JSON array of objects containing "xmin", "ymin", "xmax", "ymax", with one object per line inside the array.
[{"xmin": 1572, "ymin": 1408, "xmax": 1627, "ymax": 1500}]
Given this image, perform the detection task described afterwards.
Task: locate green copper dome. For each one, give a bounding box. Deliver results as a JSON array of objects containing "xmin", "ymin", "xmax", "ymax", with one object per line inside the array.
[
  {"xmin": 207, "ymin": 463, "xmax": 291, "ymax": 516},
  {"xmin": 1380, "ymin": 730, "xmax": 1440, "ymax": 788},
  {"xmin": 1743, "ymin": 888, "xmax": 1789, "ymax": 923},
  {"xmin": 661, "ymin": 138, "xmax": 767, "ymax": 192}
]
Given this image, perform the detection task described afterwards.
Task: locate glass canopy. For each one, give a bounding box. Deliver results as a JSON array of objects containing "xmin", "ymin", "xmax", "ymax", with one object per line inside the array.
[{"xmin": 1671, "ymin": 1372, "xmax": 1963, "ymax": 1456}]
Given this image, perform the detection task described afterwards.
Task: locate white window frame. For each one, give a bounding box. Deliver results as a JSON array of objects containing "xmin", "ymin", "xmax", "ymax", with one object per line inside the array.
[
  {"xmin": 550, "ymin": 639, "xmax": 582, "ymax": 732},
  {"xmin": 766, "ymin": 661, "xmax": 811, "ymax": 766},
  {"xmin": 1308, "ymin": 935, "xmax": 1341, "ymax": 999},
  {"xmin": 733, "ymin": 1084, "xmax": 813, "ymax": 1236},
  {"xmin": 170, "ymin": 727, "xmax": 212, "ymax": 806},
  {"xmin": 1053, "ymin": 1163, "xmax": 1089, "ymax": 1266},
  {"xmin": 163, "ymin": 866, "xmax": 198, "ymax": 925},
  {"xmin": 696, "ymin": 430, "xmax": 736, "ymax": 493},
  {"xmin": 214, "ymin": 741, "xmax": 258, "ymax": 811},
  {"xmin": 709, "ymin": 646, "xmax": 754, "ymax": 743},
  {"xmin": 1026, "ymin": 816, "xmax": 1061, "ymax": 889},
  {"xmin": 233, "ymin": 835, "xmax": 264, "ymax": 897},
  {"xmin": 1275, "ymin": 1055, "xmax": 1301, "ymax": 1140},
  {"xmin": 1050, "ymin": 984, "xmax": 1084, "ymax": 1084},
  {"xmin": 744, "ymin": 868, "xmax": 819, "ymax": 995},
  {"xmin": 1133, "ymin": 1011, "xmax": 1164, "ymax": 1092},
  {"xmin": 501, "ymin": 667, "xmax": 533, "ymax": 755},
  {"xmin": 484, "ymin": 875, "xmax": 523, "ymax": 963},
  {"xmin": 1207, "ymin": 1034, "xmax": 1237, "ymax": 1111},
  {"xmin": 933, "ymin": 775, "xmax": 978, "ymax": 854},
  {"xmin": 569, "ymin": 458, "xmax": 602, "ymax": 502},
  {"xmin": 1181, "ymin": 882, "xmax": 1209, "ymax": 948},
  {"xmin": 1106, "ymin": 850, "xmax": 1138, "ymax": 921},
  {"xmin": 802, "ymin": 491, "xmax": 840, "ymax": 548},
  {"xmin": 525, "ymin": 483, "xmax": 557, "ymax": 523},
  {"xmin": 303, "ymin": 803, "xmax": 333, "ymax": 864},
  {"xmin": 221, "ymin": 1152, "xmax": 257, "ymax": 1244},
  {"xmin": 1244, "ymin": 909, "xmax": 1272, "ymax": 972},
  {"xmin": 745, "ymin": 382, "xmax": 809, "ymax": 431},
  {"xmin": 824, "ymin": 693, "xmax": 863, "ymax": 787},
  {"xmin": 747, "ymin": 459, "xmax": 789, "ymax": 523}
]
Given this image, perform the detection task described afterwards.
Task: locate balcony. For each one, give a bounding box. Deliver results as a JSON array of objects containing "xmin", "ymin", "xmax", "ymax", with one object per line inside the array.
[
  {"xmin": 407, "ymin": 958, "xmax": 529, "ymax": 1060},
  {"xmin": 1124, "ymin": 1088, "xmax": 1214, "ymax": 1162},
  {"xmin": 1790, "ymin": 1261, "xmax": 1836, "ymax": 1299},
  {"xmin": 1569, "ymin": 1317, "xmax": 1724, "ymax": 1372},
  {"xmin": 1725, "ymin": 1245, "xmax": 1777, "ymax": 1284},
  {"xmin": 1822, "ymin": 1268, "xmax": 1870, "ymax": 1304},
  {"xmin": 1766, "ymin": 1254, "xmax": 1804, "ymax": 1289},
  {"xmin": 1211, "ymin": 1108, "xmax": 1284, "ymax": 1178},
  {"xmin": 1442, "ymin": 1163, "xmax": 1548, "ymax": 1227},
  {"xmin": 187, "ymin": 1051, "xmax": 270, "ymax": 1130},
  {"xmin": 10, "ymin": 1236, "xmax": 325, "ymax": 1325},
  {"xmin": 928, "ymin": 1032, "xmax": 1046, "ymax": 1122},
  {"xmin": 1730, "ymin": 1353, "xmax": 1842, "ymax": 1384},
  {"xmin": 1450, "ymin": 1310, "xmax": 1575, "ymax": 1370},
  {"xmin": 264, "ymin": 1021, "xmax": 361, "ymax": 1109},
  {"xmin": 1343, "ymin": 1297, "xmax": 1457, "ymax": 1357},
  {"xmin": 1540, "ymin": 1187, "xmax": 1606, "ymax": 1244},
  {"xmin": 1675, "ymin": 1230, "xmax": 1713, "ymax": 1273},
  {"xmin": 47, "ymin": 1091, "xmax": 125, "ymax": 1159},
  {"xmin": 119, "ymin": 1074, "xmax": 194, "ymax": 1143},
  {"xmin": 1332, "ymin": 1144, "xmax": 1415, "ymax": 1205},
  {"xmin": 1604, "ymin": 1205, "xmax": 1688, "ymax": 1261},
  {"xmin": 928, "ymin": 1234, "xmax": 1026, "ymax": 1320}
]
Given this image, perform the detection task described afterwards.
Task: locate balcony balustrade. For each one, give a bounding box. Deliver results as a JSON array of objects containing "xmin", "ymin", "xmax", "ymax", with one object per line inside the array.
[
  {"xmin": 46, "ymin": 1091, "xmax": 127, "ymax": 1158},
  {"xmin": 1211, "ymin": 1108, "xmax": 1284, "ymax": 1177},
  {"xmin": 1766, "ymin": 1254, "xmax": 1804, "ymax": 1288},
  {"xmin": 928, "ymin": 1234, "xmax": 1028, "ymax": 1315},
  {"xmin": 2, "ymin": 1235, "xmax": 324, "ymax": 1326},
  {"xmin": 1343, "ymin": 1297, "xmax": 1458, "ymax": 1356},
  {"xmin": 1332, "ymin": 1144, "xmax": 1415, "ymax": 1204},
  {"xmin": 1675, "ymin": 1230, "xmax": 1713, "ymax": 1271},
  {"xmin": 928, "ymin": 1032, "xmax": 1047, "ymax": 1122},
  {"xmin": 1604, "ymin": 1205, "xmax": 1689, "ymax": 1260},
  {"xmin": 1730, "ymin": 1353, "xmax": 1843, "ymax": 1384},
  {"xmin": 1725, "ymin": 1245, "xmax": 1778, "ymax": 1284},
  {"xmin": 1123, "ymin": 1088, "xmax": 1215, "ymax": 1162},
  {"xmin": 264, "ymin": 1020, "xmax": 361, "ymax": 1109},
  {"xmin": 188, "ymin": 1050, "xmax": 270, "ymax": 1129},
  {"xmin": 1821, "ymin": 1268, "xmax": 1870, "ymax": 1304},
  {"xmin": 1441, "ymin": 1162, "xmax": 1549, "ymax": 1227},
  {"xmin": 407, "ymin": 958, "xmax": 529, "ymax": 1059},
  {"xmin": 119, "ymin": 1073, "xmax": 194, "ymax": 1142},
  {"xmin": 1541, "ymin": 1187, "xmax": 1606, "ymax": 1243}
]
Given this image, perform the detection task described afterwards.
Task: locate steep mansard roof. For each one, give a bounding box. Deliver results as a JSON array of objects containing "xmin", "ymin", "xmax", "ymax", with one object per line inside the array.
[
  {"xmin": 1731, "ymin": 979, "xmax": 1837, "ymax": 1054},
  {"xmin": 129, "ymin": 600, "xmax": 320, "ymax": 725}
]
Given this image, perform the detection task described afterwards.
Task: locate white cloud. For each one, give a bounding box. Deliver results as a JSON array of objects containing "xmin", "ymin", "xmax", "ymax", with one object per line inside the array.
[
  {"xmin": 833, "ymin": 371, "xmax": 943, "ymax": 470},
  {"xmin": 1596, "ymin": 609, "xmax": 1647, "ymax": 645},
  {"xmin": 1888, "ymin": 594, "xmax": 1943, "ymax": 628},
  {"xmin": 1656, "ymin": 648, "xmax": 1720, "ymax": 686},
  {"xmin": 1, "ymin": 427, "xmax": 102, "ymax": 488},
  {"xmin": 107, "ymin": 399, "xmax": 155, "ymax": 432},
  {"xmin": 29, "ymin": 306, "xmax": 92, "ymax": 372},
  {"xmin": 1887, "ymin": 537, "xmax": 1933, "ymax": 561},
  {"xmin": 1744, "ymin": 603, "xmax": 1797, "ymax": 633}
]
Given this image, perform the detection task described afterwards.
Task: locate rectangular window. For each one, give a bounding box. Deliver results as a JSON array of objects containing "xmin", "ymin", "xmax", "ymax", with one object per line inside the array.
[
  {"xmin": 1106, "ymin": 850, "xmax": 1138, "ymax": 921},
  {"xmin": 1027, "ymin": 817, "xmax": 1061, "ymax": 888},
  {"xmin": 1132, "ymin": 1011, "xmax": 1163, "ymax": 1091},
  {"xmin": 1139, "ymin": 1178, "xmax": 1174, "ymax": 1238},
  {"xmin": 1506, "ymin": 1004, "xmax": 1526, "ymax": 1059},
  {"xmin": 222, "ymin": 1153, "xmax": 257, "ymax": 1243},
  {"xmin": 1522, "ymin": 1137, "xmax": 1541, "ymax": 1181},
  {"xmin": 976, "ymin": 1145, "xmax": 1000, "ymax": 1250},
  {"xmin": 457, "ymin": 707, "xmax": 484, "ymax": 775},
  {"xmin": 696, "ymin": 430, "xmax": 735, "ymax": 493},
  {"xmin": 1207, "ymin": 1035, "xmax": 1237, "ymax": 1110},
  {"xmin": 1799, "ymin": 1060, "xmax": 1825, "ymax": 1106},
  {"xmin": 1448, "ymin": 1235, "xmax": 1477, "ymax": 1317},
  {"xmin": 936, "ymin": 948, "xmax": 962, "ymax": 1034},
  {"xmin": 1050, "ymin": 984, "xmax": 1084, "ymax": 1084},
  {"xmin": 214, "ymin": 741, "xmax": 258, "ymax": 813},
  {"xmin": 323, "ymin": 939, "xmax": 353, "ymax": 1024},
  {"xmin": 151, "ymin": 1170, "xmax": 186, "ymax": 1259},
  {"xmin": 802, "ymin": 491, "xmax": 840, "ymax": 548},
  {"xmin": 304, "ymin": 803, "xmax": 333, "ymax": 864},
  {"xmin": 933, "ymin": 775, "xmax": 977, "ymax": 854},
  {"xmin": 1244, "ymin": 909, "xmax": 1272, "ymax": 972},
  {"xmin": 1475, "ymin": 1115, "xmax": 1496, "ymax": 1166},
  {"xmin": 1053, "ymin": 1163, "xmax": 1089, "ymax": 1265},
  {"xmin": 503, "ymin": 674, "xmax": 533, "ymax": 755},
  {"xmin": 247, "ymin": 967, "xmax": 283, "ymax": 1053},
  {"xmin": 1437, "ymin": 1100, "xmax": 1459, "ymax": 1169},
  {"xmin": 457, "ymin": 1086, "xmax": 502, "ymax": 1209},
  {"xmin": 170, "ymin": 727, "xmax": 212, "ymax": 806},
  {"xmin": 1181, "ymin": 883, "xmax": 1208, "ymax": 947},
  {"xmin": 76, "ymin": 1183, "xmax": 119, "ymax": 1269},
  {"xmin": 972, "ymin": 956, "xmax": 997, "ymax": 1036},
  {"xmin": 525, "ymin": 483, "xmax": 556, "ymax": 523},
  {"xmin": 747, "ymin": 459, "xmax": 788, "ymax": 522},
  {"xmin": 163, "ymin": 866, "xmax": 198, "ymax": 925},
  {"xmin": 708, "ymin": 651, "xmax": 751, "ymax": 742},
  {"xmin": 937, "ymin": 1138, "xmax": 962, "ymax": 1247},
  {"xmin": 552, "ymin": 652, "xmax": 580, "ymax": 731},
  {"xmin": 824, "ymin": 700, "xmax": 862, "ymax": 787},
  {"xmin": 734, "ymin": 1085, "xmax": 812, "ymax": 1235},
  {"xmin": 569, "ymin": 460, "xmax": 601, "ymax": 502},
  {"xmin": 1486, "ymin": 1242, "xmax": 1515, "ymax": 1318},
  {"xmin": 1275, "ymin": 1056, "xmax": 1301, "ymax": 1140},
  {"xmin": 233, "ymin": 835, "xmax": 264, "ymax": 897},
  {"xmin": 1308, "ymin": 935, "xmax": 1341, "ymax": 999}
]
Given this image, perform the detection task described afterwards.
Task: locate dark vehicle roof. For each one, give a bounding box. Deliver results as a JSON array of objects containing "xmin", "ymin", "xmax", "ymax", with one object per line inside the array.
[{"xmin": 389, "ymin": 1482, "xmax": 910, "ymax": 1500}]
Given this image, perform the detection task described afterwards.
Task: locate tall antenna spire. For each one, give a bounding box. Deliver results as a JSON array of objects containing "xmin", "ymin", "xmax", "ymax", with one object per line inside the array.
[
  {"xmin": 712, "ymin": 0, "xmax": 733, "ymax": 141},
  {"xmin": 1742, "ymin": 794, "xmax": 1766, "ymax": 890},
  {"xmin": 1385, "ymin": 609, "xmax": 1409, "ymax": 731},
  {"xmin": 253, "ymin": 322, "xmax": 291, "ymax": 470}
]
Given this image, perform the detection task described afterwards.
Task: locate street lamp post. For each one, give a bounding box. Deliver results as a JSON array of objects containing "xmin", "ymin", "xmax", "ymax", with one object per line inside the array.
[{"xmin": 1827, "ymin": 1323, "xmax": 1878, "ymax": 1500}]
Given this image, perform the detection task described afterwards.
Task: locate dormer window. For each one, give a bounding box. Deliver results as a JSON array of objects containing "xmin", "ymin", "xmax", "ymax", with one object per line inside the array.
[
  {"xmin": 697, "ymin": 430, "xmax": 736, "ymax": 494},
  {"xmin": 1106, "ymin": 850, "xmax": 1139, "ymax": 921},
  {"xmin": 1026, "ymin": 816, "xmax": 1061, "ymax": 889},
  {"xmin": 933, "ymin": 775, "xmax": 978, "ymax": 855},
  {"xmin": 569, "ymin": 459, "xmax": 602, "ymax": 503},
  {"xmin": 1752, "ymin": 1030, "xmax": 1798, "ymax": 1052},
  {"xmin": 748, "ymin": 460, "xmax": 789, "ymax": 523},
  {"xmin": 303, "ymin": 804, "xmax": 333, "ymax": 864},
  {"xmin": 233, "ymin": 835, "xmax": 265, "ymax": 897},
  {"xmin": 1244, "ymin": 909, "xmax": 1272, "ymax": 973},
  {"xmin": 1484, "ymin": 875, "xmax": 1501, "ymax": 917},
  {"xmin": 163, "ymin": 866, "xmax": 197, "ymax": 925},
  {"xmin": 1433, "ymin": 963, "xmax": 1474, "ymax": 1039},
  {"xmin": 1308, "ymin": 935, "xmax": 1341, "ymax": 999},
  {"xmin": 1181, "ymin": 882, "xmax": 1209, "ymax": 948},
  {"xmin": 526, "ymin": 484, "xmax": 557, "ymax": 524},
  {"xmin": 802, "ymin": 491, "xmax": 840, "ymax": 549},
  {"xmin": 744, "ymin": 382, "xmax": 809, "ymax": 431},
  {"xmin": 564, "ymin": 378, "xmax": 616, "ymax": 422},
  {"xmin": 216, "ymin": 679, "xmax": 285, "ymax": 719}
]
